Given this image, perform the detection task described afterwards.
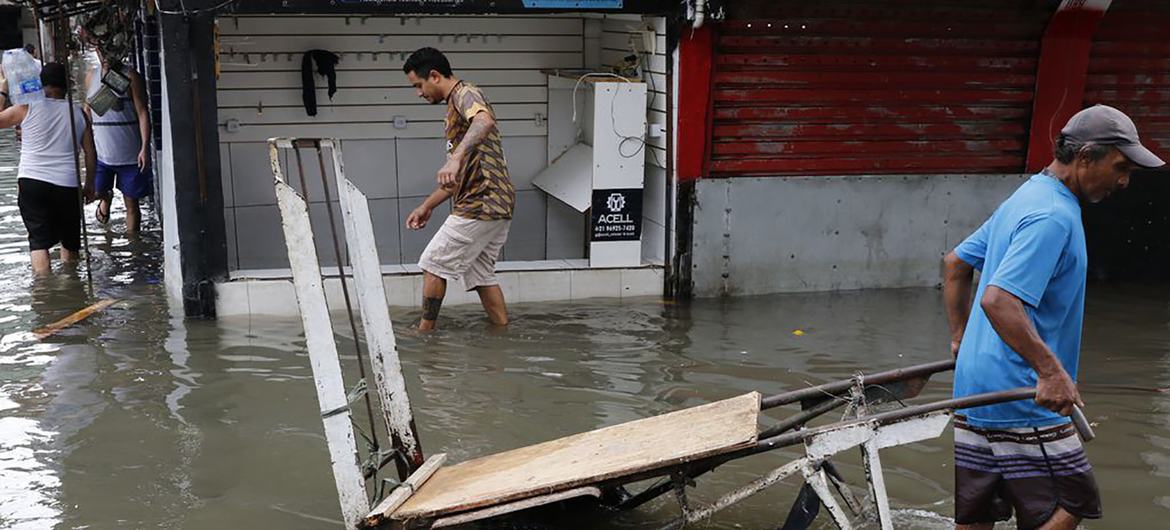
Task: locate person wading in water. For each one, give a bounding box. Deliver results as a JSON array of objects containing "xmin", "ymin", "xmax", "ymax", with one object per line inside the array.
[
  {"xmin": 401, "ymin": 47, "xmax": 515, "ymax": 330},
  {"xmin": 943, "ymin": 105, "xmax": 1164, "ymax": 530},
  {"xmin": 0, "ymin": 62, "xmax": 97, "ymax": 275},
  {"xmin": 85, "ymin": 50, "xmax": 151, "ymax": 234}
]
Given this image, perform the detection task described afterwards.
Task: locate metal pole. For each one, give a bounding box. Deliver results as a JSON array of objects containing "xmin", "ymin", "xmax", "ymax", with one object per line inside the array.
[
  {"xmin": 760, "ymin": 359, "xmax": 956, "ymax": 410},
  {"xmin": 51, "ymin": 3, "xmax": 95, "ymax": 293},
  {"xmin": 754, "ymin": 387, "xmax": 1037, "ymax": 456},
  {"xmin": 271, "ymin": 139, "xmax": 367, "ymax": 528},
  {"xmin": 678, "ymin": 459, "xmax": 804, "ymax": 526},
  {"xmin": 35, "ymin": 13, "xmax": 47, "ymax": 62},
  {"xmin": 292, "ymin": 140, "xmax": 382, "ymax": 460},
  {"xmin": 757, "ymin": 395, "xmax": 847, "ymax": 440},
  {"xmin": 325, "ymin": 138, "xmax": 424, "ymax": 479}
]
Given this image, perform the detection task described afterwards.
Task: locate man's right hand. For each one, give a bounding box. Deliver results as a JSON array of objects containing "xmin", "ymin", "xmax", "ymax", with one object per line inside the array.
[
  {"xmin": 437, "ymin": 157, "xmax": 461, "ymax": 189},
  {"xmin": 406, "ymin": 205, "xmax": 432, "ymax": 230},
  {"xmin": 1035, "ymin": 367, "xmax": 1083, "ymax": 417}
]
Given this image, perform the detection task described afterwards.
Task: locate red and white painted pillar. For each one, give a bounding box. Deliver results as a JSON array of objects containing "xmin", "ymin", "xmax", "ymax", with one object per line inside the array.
[{"xmin": 1025, "ymin": 0, "xmax": 1112, "ymax": 171}]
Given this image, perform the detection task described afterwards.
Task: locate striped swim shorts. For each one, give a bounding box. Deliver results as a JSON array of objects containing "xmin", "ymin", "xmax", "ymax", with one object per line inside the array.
[{"xmin": 954, "ymin": 416, "xmax": 1101, "ymax": 529}]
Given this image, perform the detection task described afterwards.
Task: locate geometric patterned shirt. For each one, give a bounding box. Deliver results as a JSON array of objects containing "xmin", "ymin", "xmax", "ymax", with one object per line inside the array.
[{"xmin": 445, "ymin": 81, "xmax": 515, "ymax": 220}]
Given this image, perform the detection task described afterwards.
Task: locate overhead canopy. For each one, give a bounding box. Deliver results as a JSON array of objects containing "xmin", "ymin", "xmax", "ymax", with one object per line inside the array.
[{"xmin": 226, "ymin": 0, "xmax": 677, "ymax": 15}]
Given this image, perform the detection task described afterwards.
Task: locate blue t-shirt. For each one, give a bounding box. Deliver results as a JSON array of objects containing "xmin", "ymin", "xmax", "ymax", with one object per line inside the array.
[{"xmin": 952, "ymin": 173, "xmax": 1087, "ymax": 428}]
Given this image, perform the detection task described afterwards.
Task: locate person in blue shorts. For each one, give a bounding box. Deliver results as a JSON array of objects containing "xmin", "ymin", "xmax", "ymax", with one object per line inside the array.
[
  {"xmin": 85, "ymin": 51, "xmax": 151, "ymax": 234},
  {"xmin": 943, "ymin": 105, "xmax": 1165, "ymax": 530}
]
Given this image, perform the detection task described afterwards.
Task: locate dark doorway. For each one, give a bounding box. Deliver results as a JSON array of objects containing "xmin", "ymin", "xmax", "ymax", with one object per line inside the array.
[
  {"xmin": 1084, "ymin": 169, "xmax": 1170, "ymax": 281},
  {"xmin": 0, "ymin": 7, "xmax": 21, "ymax": 50}
]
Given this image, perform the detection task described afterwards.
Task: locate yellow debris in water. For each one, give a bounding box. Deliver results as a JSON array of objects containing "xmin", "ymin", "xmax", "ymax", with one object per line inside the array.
[
  {"xmin": 792, "ymin": 329, "xmax": 805, "ymax": 336},
  {"xmin": 34, "ymin": 299, "xmax": 119, "ymax": 341}
]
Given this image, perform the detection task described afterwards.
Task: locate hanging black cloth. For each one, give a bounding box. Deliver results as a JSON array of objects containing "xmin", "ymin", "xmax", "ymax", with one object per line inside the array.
[{"xmin": 301, "ymin": 49, "xmax": 340, "ymax": 116}]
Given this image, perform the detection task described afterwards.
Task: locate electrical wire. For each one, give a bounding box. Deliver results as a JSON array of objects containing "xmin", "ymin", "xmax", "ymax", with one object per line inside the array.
[
  {"xmin": 158, "ymin": 0, "xmax": 237, "ymax": 16},
  {"xmin": 570, "ymin": 72, "xmax": 630, "ymax": 124},
  {"xmin": 638, "ymin": 49, "xmax": 667, "ymax": 168},
  {"xmin": 566, "ymin": 72, "xmax": 656, "ymax": 163},
  {"xmin": 16, "ymin": 1, "xmax": 108, "ymax": 21}
]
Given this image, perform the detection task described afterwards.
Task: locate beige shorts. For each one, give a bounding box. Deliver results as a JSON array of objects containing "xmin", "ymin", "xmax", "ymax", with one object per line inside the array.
[{"xmin": 419, "ymin": 215, "xmax": 511, "ymax": 291}]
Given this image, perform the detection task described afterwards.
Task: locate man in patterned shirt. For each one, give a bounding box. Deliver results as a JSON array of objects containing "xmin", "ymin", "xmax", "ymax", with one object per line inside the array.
[{"xmin": 402, "ymin": 47, "xmax": 516, "ymax": 330}]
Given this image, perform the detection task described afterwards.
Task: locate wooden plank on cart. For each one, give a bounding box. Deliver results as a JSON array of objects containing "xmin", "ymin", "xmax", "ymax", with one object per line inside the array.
[
  {"xmin": 392, "ymin": 392, "xmax": 761, "ymax": 520},
  {"xmin": 431, "ymin": 487, "xmax": 602, "ymax": 528},
  {"xmin": 365, "ymin": 453, "xmax": 447, "ymax": 528}
]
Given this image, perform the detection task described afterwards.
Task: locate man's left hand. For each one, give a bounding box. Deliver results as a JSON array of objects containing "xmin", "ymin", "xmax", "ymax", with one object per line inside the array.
[
  {"xmin": 1035, "ymin": 367, "xmax": 1083, "ymax": 417},
  {"xmin": 437, "ymin": 157, "xmax": 460, "ymax": 189},
  {"xmin": 138, "ymin": 149, "xmax": 148, "ymax": 171}
]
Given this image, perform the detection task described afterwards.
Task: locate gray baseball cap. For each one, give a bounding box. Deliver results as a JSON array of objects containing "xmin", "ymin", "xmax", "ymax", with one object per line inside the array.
[{"xmin": 1061, "ymin": 104, "xmax": 1165, "ymax": 168}]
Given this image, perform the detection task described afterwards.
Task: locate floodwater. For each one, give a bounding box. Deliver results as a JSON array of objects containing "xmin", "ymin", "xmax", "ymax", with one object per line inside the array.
[{"xmin": 1, "ymin": 128, "xmax": 1168, "ymax": 530}]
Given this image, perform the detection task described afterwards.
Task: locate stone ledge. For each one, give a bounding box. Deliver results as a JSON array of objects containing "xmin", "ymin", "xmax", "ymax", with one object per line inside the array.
[{"xmin": 217, "ymin": 262, "xmax": 664, "ymax": 316}]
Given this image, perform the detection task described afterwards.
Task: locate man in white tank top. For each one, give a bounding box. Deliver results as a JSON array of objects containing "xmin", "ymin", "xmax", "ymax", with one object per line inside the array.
[
  {"xmin": 0, "ymin": 63, "xmax": 97, "ymax": 275},
  {"xmin": 85, "ymin": 51, "xmax": 151, "ymax": 234}
]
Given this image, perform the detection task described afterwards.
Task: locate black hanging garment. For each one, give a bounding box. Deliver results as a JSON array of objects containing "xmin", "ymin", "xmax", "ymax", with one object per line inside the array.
[{"xmin": 301, "ymin": 49, "xmax": 340, "ymax": 116}]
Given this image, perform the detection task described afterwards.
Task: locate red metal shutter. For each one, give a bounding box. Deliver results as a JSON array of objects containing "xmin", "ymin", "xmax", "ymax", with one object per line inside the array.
[
  {"xmin": 1084, "ymin": 0, "xmax": 1170, "ymax": 158},
  {"xmin": 709, "ymin": 0, "xmax": 1054, "ymax": 177}
]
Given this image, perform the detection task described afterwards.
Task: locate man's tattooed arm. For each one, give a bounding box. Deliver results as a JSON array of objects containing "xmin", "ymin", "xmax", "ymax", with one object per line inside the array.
[
  {"xmin": 438, "ymin": 111, "xmax": 496, "ymax": 189},
  {"xmin": 451, "ymin": 111, "xmax": 495, "ymax": 162}
]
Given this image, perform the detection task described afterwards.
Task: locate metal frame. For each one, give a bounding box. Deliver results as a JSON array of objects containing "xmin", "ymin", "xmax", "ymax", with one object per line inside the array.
[
  {"xmin": 271, "ymin": 137, "xmax": 427, "ymax": 529},
  {"xmin": 323, "ymin": 138, "xmax": 426, "ymax": 476},
  {"xmin": 272, "ymin": 145, "xmax": 368, "ymax": 529},
  {"xmin": 389, "ymin": 363, "xmax": 1049, "ymax": 529},
  {"xmin": 431, "ymin": 487, "xmax": 602, "ymax": 528},
  {"xmin": 269, "ymin": 152, "xmax": 1081, "ymax": 528}
]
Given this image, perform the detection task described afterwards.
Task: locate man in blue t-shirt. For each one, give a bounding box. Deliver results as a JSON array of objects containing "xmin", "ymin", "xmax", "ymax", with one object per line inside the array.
[{"xmin": 943, "ymin": 105, "xmax": 1164, "ymax": 530}]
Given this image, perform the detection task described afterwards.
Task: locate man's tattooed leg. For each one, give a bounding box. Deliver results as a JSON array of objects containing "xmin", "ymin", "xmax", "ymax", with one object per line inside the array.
[{"xmin": 422, "ymin": 296, "xmax": 444, "ymax": 322}]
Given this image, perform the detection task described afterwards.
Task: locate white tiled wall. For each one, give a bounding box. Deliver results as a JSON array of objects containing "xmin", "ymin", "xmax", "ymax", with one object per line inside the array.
[
  {"xmin": 601, "ymin": 15, "xmax": 668, "ymax": 264},
  {"xmin": 217, "ymin": 15, "xmax": 586, "ymax": 270},
  {"xmin": 217, "ymin": 265, "xmax": 663, "ymax": 316},
  {"xmin": 217, "ymin": 14, "xmax": 671, "ymax": 272}
]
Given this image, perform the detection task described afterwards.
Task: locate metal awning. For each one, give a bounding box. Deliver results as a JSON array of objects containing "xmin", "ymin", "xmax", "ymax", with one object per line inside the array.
[{"xmin": 226, "ymin": 0, "xmax": 677, "ymax": 16}]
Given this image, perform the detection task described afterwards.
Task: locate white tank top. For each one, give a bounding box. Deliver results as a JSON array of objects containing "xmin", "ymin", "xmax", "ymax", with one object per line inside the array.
[
  {"xmin": 17, "ymin": 98, "xmax": 88, "ymax": 188},
  {"xmin": 92, "ymin": 90, "xmax": 140, "ymax": 166}
]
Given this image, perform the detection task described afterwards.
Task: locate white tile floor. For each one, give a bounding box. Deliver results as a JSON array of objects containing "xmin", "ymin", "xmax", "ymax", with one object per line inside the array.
[{"xmin": 217, "ymin": 260, "xmax": 664, "ymax": 316}]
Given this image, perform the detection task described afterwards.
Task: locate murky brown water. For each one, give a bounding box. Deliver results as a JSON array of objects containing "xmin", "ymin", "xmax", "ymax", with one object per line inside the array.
[{"xmin": 1, "ymin": 128, "xmax": 1168, "ymax": 529}]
